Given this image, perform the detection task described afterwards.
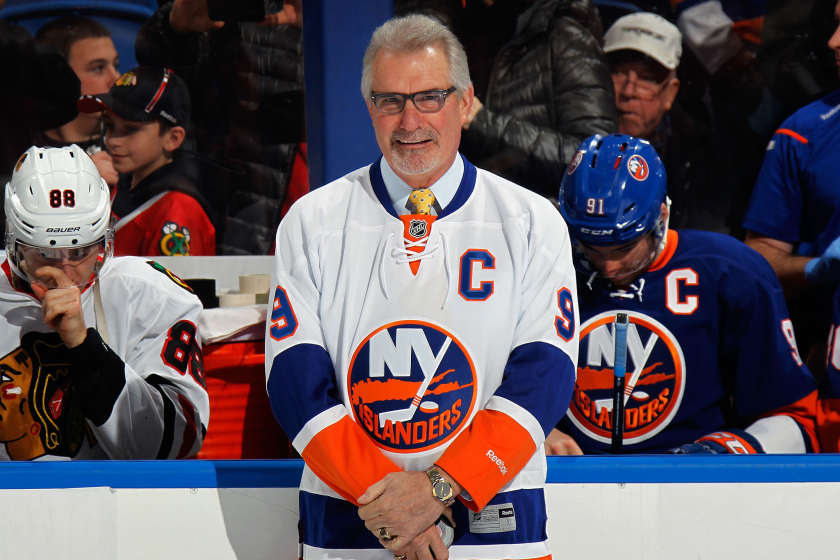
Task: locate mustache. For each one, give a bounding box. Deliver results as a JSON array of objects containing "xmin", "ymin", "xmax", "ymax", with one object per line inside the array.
[{"xmin": 390, "ymin": 128, "xmax": 439, "ymax": 144}]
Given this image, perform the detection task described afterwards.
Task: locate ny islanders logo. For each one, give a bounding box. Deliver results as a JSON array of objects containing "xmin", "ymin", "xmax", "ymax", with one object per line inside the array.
[
  {"xmin": 627, "ymin": 155, "xmax": 649, "ymax": 181},
  {"xmin": 568, "ymin": 149, "xmax": 584, "ymax": 175},
  {"xmin": 348, "ymin": 321, "xmax": 477, "ymax": 453},
  {"xmin": 567, "ymin": 311, "xmax": 686, "ymax": 444}
]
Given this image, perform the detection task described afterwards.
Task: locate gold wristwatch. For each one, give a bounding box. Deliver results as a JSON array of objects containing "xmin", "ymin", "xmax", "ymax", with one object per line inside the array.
[{"xmin": 425, "ymin": 465, "xmax": 456, "ymax": 507}]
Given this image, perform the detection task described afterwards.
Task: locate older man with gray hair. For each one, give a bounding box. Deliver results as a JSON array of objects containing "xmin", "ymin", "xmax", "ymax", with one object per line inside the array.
[{"xmin": 266, "ymin": 14, "xmax": 578, "ymax": 560}]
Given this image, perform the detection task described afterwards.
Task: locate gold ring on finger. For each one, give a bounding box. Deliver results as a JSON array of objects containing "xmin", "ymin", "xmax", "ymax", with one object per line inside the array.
[
  {"xmin": 394, "ymin": 555, "xmax": 407, "ymax": 560},
  {"xmin": 379, "ymin": 527, "xmax": 395, "ymax": 542}
]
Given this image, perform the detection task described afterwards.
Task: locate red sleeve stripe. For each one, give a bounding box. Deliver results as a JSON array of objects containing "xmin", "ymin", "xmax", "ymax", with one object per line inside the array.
[
  {"xmin": 436, "ymin": 409, "xmax": 537, "ymax": 511},
  {"xmin": 300, "ymin": 415, "xmax": 402, "ymax": 505},
  {"xmin": 775, "ymin": 128, "xmax": 808, "ymax": 144}
]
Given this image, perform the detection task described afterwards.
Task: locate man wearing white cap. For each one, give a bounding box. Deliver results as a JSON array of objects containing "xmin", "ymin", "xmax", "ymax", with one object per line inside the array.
[
  {"xmin": 603, "ymin": 12, "xmax": 682, "ymax": 141},
  {"xmin": 601, "ymin": 12, "xmax": 738, "ymax": 235}
]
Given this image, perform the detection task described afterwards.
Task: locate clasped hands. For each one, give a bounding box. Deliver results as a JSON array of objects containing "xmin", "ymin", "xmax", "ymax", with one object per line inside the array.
[{"xmin": 358, "ymin": 471, "xmax": 457, "ymax": 560}]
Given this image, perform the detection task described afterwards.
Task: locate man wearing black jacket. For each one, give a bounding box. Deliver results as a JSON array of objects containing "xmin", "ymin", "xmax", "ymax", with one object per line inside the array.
[{"xmin": 451, "ymin": 0, "xmax": 619, "ymax": 199}]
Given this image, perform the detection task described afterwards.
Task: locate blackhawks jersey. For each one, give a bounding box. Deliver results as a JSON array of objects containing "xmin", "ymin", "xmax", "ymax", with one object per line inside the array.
[
  {"xmin": 0, "ymin": 256, "xmax": 209, "ymax": 460},
  {"xmin": 559, "ymin": 230, "xmax": 819, "ymax": 454},
  {"xmin": 266, "ymin": 156, "xmax": 578, "ymax": 559}
]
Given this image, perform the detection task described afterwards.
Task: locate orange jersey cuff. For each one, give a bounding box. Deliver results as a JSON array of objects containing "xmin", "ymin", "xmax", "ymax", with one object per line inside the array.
[
  {"xmin": 435, "ymin": 409, "xmax": 537, "ymax": 511},
  {"xmin": 760, "ymin": 390, "xmax": 819, "ymax": 453},
  {"xmin": 301, "ymin": 415, "xmax": 402, "ymax": 505}
]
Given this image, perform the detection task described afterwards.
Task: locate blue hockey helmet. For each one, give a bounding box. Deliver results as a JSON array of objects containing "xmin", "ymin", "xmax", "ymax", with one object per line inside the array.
[{"xmin": 559, "ymin": 134, "xmax": 668, "ymax": 281}]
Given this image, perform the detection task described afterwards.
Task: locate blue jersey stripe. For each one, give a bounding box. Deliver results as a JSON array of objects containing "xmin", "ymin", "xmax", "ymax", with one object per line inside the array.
[{"xmin": 300, "ymin": 487, "xmax": 547, "ymax": 549}]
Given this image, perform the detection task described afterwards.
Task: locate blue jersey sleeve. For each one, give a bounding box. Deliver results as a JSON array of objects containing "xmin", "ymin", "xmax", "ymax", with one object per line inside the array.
[
  {"xmin": 742, "ymin": 128, "xmax": 809, "ymax": 243},
  {"xmin": 716, "ymin": 243, "xmax": 818, "ymax": 430}
]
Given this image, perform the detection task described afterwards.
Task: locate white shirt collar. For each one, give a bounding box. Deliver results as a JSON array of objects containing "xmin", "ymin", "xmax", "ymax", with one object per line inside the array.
[{"xmin": 380, "ymin": 154, "xmax": 464, "ymax": 216}]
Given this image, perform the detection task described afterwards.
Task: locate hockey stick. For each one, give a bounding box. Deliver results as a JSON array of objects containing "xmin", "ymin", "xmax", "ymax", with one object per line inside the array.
[
  {"xmin": 611, "ymin": 313, "xmax": 629, "ymax": 454},
  {"xmin": 379, "ymin": 337, "xmax": 452, "ymax": 428}
]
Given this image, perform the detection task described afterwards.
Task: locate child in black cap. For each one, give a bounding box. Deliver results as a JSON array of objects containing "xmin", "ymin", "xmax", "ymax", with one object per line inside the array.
[{"xmin": 78, "ymin": 67, "xmax": 216, "ymax": 256}]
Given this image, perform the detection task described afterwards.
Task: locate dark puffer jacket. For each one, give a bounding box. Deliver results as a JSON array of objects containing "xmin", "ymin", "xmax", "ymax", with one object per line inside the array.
[
  {"xmin": 136, "ymin": 1, "xmax": 304, "ymax": 255},
  {"xmin": 460, "ymin": 0, "xmax": 618, "ymax": 198}
]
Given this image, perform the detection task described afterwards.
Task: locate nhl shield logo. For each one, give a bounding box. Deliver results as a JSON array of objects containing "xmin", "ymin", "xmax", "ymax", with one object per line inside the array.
[
  {"xmin": 347, "ymin": 321, "xmax": 478, "ymax": 453},
  {"xmin": 409, "ymin": 219, "xmax": 428, "ymax": 238},
  {"xmin": 567, "ymin": 311, "xmax": 686, "ymax": 445},
  {"xmin": 627, "ymin": 155, "xmax": 649, "ymax": 181}
]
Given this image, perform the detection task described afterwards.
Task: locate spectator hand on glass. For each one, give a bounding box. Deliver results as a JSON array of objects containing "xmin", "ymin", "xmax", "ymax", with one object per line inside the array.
[{"xmin": 170, "ymin": 0, "xmax": 302, "ymax": 33}]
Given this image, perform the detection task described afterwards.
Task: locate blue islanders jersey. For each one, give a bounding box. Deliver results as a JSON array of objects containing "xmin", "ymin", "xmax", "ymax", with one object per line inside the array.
[
  {"xmin": 743, "ymin": 89, "xmax": 840, "ymax": 257},
  {"xmin": 560, "ymin": 230, "xmax": 819, "ymax": 454}
]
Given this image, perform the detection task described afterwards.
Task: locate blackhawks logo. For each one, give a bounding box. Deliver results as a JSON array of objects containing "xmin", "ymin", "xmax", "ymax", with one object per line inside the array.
[
  {"xmin": 347, "ymin": 321, "xmax": 478, "ymax": 453},
  {"xmin": 159, "ymin": 222, "xmax": 191, "ymax": 256},
  {"xmin": 115, "ymin": 71, "xmax": 137, "ymax": 87},
  {"xmin": 567, "ymin": 311, "xmax": 686, "ymax": 445}
]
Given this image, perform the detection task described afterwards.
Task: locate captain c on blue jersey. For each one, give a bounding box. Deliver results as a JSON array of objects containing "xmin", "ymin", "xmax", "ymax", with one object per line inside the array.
[{"xmin": 546, "ymin": 133, "xmax": 820, "ymax": 456}]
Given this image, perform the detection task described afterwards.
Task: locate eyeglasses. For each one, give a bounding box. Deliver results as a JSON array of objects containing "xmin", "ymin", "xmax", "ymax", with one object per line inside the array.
[
  {"xmin": 371, "ymin": 87, "xmax": 457, "ymax": 114},
  {"xmin": 611, "ymin": 71, "xmax": 666, "ymax": 100}
]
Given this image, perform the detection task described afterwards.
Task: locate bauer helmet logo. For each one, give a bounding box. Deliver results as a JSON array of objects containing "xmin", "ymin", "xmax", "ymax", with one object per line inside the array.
[
  {"xmin": 567, "ymin": 311, "xmax": 686, "ymax": 445},
  {"xmin": 568, "ymin": 150, "xmax": 584, "ymax": 175},
  {"xmin": 627, "ymin": 155, "xmax": 649, "ymax": 180},
  {"xmin": 348, "ymin": 321, "xmax": 477, "ymax": 453}
]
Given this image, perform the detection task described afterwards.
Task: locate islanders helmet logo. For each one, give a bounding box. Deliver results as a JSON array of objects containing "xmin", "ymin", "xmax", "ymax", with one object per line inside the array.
[
  {"xmin": 567, "ymin": 311, "xmax": 686, "ymax": 444},
  {"xmin": 568, "ymin": 149, "xmax": 584, "ymax": 175},
  {"xmin": 348, "ymin": 321, "xmax": 477, "ymax": 453},
  {"xmin": 627, "ymin": 155, "xmax": 649, "ymax": 181}
]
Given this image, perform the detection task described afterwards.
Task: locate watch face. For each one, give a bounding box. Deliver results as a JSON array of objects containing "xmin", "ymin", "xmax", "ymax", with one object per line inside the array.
[{"xmin": 433, "ymin": 480, "xmax": 453, "ymax": 500}]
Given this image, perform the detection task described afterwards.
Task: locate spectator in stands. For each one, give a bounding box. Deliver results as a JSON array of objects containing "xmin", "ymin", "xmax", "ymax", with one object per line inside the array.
[
  {"xmin": 742, "ymin": 0, "xmax": 840, "ymax": 372},
  {"xmin": 135, "ymin": 0, "xmax": 307, "ymax": 255},
  {"xmin": 33, "ymin": 16, "xmax": 121, "ymax": 187},
  {"xmin": 453, "ymin": 0, "xmax": 617, "ymax": 199},
  {"xmin": 604, "ymin": 12, "xmax": 739, "ymax": 233},
  {"xmin": 78, "ymin": 67, "xmax": 216, "ymax": 257},
  {"xmin": 0, "ymin": 0, "xmax": 80, "ymax": 196}
]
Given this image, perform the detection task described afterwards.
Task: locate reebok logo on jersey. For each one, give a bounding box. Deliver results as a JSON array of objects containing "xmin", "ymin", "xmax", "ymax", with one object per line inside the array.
[
  {"xmin": 46, "ymin": 227, "xmax": 80, "ymax": 233},
  {"xmin": 486, "ymin": 449, "xmax": 508, "ymax": 475},
  {"xmin": 347, "ymin": 321, "xmax": 477, "ymax": 453}
]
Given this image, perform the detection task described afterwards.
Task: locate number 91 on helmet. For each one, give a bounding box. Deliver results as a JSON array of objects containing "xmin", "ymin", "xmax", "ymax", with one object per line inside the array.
[
  {"xmin": 558, "ymin": 133, "xmax": 668, "ymax": 285},
  {"xmin": 5, "ymin": 145, "xmax": 113, "ymax": 290}
]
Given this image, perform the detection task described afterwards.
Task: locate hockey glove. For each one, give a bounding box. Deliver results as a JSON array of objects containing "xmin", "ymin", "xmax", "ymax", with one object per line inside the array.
[
  {"xmin": 805, "ymin": 236, "xmax": 840, "ymax": 285},
  {"xmin": 668, "ymin": 429, "xmax": 765, "ymax": 455}
]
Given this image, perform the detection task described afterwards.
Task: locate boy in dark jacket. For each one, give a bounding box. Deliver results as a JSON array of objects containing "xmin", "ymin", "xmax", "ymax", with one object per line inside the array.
[{"xmin": 78, "ymin": 67, "xmax": 215, "ymax": 256}]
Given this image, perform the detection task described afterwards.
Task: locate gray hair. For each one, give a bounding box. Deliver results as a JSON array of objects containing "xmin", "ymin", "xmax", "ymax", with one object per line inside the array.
[{"xmin": 361, "ymin": 15, "xmax": 472, "ymax": 101}]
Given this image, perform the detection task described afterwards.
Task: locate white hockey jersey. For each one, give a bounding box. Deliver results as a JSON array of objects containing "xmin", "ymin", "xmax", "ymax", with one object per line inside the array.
[
  {"xmin": 266, "ymin": 155, "xmax": 579, "ymax": 559},
  {"xmin": 0, "ymin": 256, "xmax": 209, "ymax": 461}
]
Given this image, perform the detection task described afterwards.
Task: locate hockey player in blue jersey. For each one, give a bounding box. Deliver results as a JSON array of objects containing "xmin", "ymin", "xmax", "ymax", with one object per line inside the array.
[{"xmin": 545, "ymin": 134, "xmax": 820, "ymax": 455}]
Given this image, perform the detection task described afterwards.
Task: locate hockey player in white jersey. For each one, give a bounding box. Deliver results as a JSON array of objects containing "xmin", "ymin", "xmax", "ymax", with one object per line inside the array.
[
  {"xmin": 266, "ymin": 14, "xmax": 578, "ymax": 560},
  {"xmin": 1, "ymin": 145, "xmax": 208, "ymax": 460}
]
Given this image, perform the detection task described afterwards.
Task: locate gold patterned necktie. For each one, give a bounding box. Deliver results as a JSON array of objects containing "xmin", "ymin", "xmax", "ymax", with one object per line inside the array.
[{"xmin": 409, "ymin": 188, "xmax": 436, "ymax": 215}]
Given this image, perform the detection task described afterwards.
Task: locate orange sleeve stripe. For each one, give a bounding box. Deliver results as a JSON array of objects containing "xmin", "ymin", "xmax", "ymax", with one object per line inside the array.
[
  {"xmin": 759, "ymin": 390, "xmax": 819, "ymax": 453},
  {"xmin": 435, "ymin": 409, "xmax": 536, "ymax": 512},
  {"xmin": 300, "ymin": 416, "xmax": 402, "ymax": 505},
  {"xmin": 775, "ymin": 128, "xmax": 808, "ymax": 144}
]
